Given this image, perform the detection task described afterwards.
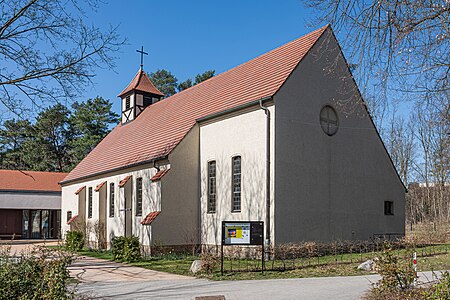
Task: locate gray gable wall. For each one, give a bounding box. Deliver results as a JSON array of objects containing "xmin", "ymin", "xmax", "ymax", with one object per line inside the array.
[{"xmin": 274, "ymin": 28, "xmax": 405, "ymax": 243}]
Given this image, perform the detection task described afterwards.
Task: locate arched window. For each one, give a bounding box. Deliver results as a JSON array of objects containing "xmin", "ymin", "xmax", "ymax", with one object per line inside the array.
[
  {"xmin": 88, "ymin": 187, "xmax": 93, "ymax": 218},
  {"xmin": 207, "ymin": 161, "xmax": 217, "ymax": 213},
  {"xmin": 232, "ymin": 156, "xmax": 241, "ymax": 212},
  {"xmin": 109, "ymin": 183, "xmax": 115, "ymax": 217}
]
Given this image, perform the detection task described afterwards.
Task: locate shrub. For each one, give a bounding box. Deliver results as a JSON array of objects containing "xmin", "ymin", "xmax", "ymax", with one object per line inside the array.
[
  {"xmin": 65, "ymin": 230, "xmax": 84, "ymax": 252},
  {"xmin": 426, "ymin": 271, "xmax": 450, "ymax": 299},
  {"xmin": 373, "ymin": 245, "xmax": 416, "ymax": 292},
  {"xmin": 200, "ymin": 251, "xmax": 219, "ymax": 274},
  {"xmin": 365, "ymin": 244, "xmax": 416, "ymax": 299},
  {"xmin": 112, "ymin": 236, "xmax": 141, "ymax": 262},
  {"xmin": 0, "ymin": 245, "xmax": 74, "ymax": 299}
]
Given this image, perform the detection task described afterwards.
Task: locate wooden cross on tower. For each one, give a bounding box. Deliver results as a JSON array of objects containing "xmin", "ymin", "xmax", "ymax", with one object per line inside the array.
[{"xmin": 136, "ymin": 46, "xmax": 148, "ymax": 70}]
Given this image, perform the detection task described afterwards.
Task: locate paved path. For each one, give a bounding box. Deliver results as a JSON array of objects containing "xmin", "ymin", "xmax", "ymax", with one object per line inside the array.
[
  {"xmin": 0, "ymin": 239, "xmax": 60, "ymax": 254},
  {"xmin": 2, "ymin": 243, "xmax": 443, "ymax": 300},
  {"xmin": 77, "ymin": 274, "xmax": 378, "ymax": 300},
  {"xmin": 75, "ymin": 262, "xmax": 445, "ymax": 300},
  {"xmin": 70, "ymin": 256, "xmax": 192, "ymax": 283}
]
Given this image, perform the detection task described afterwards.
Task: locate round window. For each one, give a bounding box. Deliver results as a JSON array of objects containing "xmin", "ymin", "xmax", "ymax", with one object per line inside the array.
[{"xmin": 320, "ymin": 105, "xmax": 339, "ymax": 136}]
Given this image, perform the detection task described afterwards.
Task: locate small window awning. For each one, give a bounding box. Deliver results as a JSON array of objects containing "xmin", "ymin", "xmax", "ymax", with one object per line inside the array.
[
  {"xmin": 95, "ymin": 181, "xmax": 106, "ymax": 192},
  {"xmin": 67, "ymin": 215, "xmax": 78, "ymax": 225},
  {"xmin": 119, "ymin": 175, "xmax": 132, "ymax": 187},
  {"xmin": 151, "ymin": 169, "xmax": 169, "ymax": 182},
  {"xmin": 141, "ymin": 211, "xmax": 161, "ymax": 225},
  {"xmin": 74, "ymin": 186, "xmax": 86, "ymax": 195}
]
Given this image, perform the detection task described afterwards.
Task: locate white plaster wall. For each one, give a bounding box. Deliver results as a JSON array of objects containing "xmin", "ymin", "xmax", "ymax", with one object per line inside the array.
[
  {"xmin": 61, "ymin": 164, "xmax": 164, "ymax": 247},
  {"xmin": 153, "ymin": 125, "xmax": 200, "ymax": 247},
  {"xmin": 0, "ymin": 192, "xmax": 61, "ymax": 209},
  {"xmin": 200, "ymin": 107, "xmax": 275, "ymax": 246}
]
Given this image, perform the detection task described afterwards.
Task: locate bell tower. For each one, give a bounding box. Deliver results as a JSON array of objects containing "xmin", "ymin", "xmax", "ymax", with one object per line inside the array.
[{"xmin": 117, "ymin": 47, "xmax": 164, "ymax": 124}]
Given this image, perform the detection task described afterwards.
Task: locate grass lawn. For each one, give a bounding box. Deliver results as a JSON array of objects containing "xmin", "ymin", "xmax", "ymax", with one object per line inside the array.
[{"xmin": 73, "ymin": 244, "xmax": 450, "ymax": 281}]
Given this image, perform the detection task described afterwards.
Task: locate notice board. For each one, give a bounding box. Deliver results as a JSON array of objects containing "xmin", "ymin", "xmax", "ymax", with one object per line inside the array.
[{"xmin": 222, "ymin": 221, "xmax": 263, "ymax": 246}]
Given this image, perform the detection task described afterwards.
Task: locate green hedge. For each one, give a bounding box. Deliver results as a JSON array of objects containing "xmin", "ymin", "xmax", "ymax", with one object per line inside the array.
[
  {"xmin": 65, "ymin": 230, "xmax": 84, "ymax": 252},
  {"xmin": 112, "ymin": 236, "xmax": 141, "ymax": 262}
]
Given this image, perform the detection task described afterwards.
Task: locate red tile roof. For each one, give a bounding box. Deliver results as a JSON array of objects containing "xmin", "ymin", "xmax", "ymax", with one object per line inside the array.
[
  {"xmin": 74, "ymin": 186, "xmax": 86, "ymax": 195},
  {"xmin": 67, "ymin": 215, "xmax": 78, "ymax": 225},
  {"xmin": 118, "ymin": 70, "xmax": 164, "ymax": 97},
  {"xmin": 95, "ymin": 181, "xmax": 106, "ymax": 191},
  {"xmin": 0, "ymin": 170, "xmax": 68, "ymax": 192},
  {"xmin": 119, "ymin": 175, "xmax": 132, "ymax": 187},
  {"xmin": 141, "ymin": 211, "xmax": 161, "ymax": 225},
  {"xmin": 62, "ymin": 26, "xmax": 328, "ymax": 184},
  {"xmin": 151, "ymin": 169, "xmax": 169, "ymax": 182}
]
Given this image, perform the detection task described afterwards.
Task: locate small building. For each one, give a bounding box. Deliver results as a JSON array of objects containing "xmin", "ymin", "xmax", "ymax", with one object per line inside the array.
[
  {"xmin": 0, "ymin": 170, "xmax": 67, "ymax": 239},
  {"xmin": 61, "ymin": 26, "xmax": 406, "ymax": 251}
]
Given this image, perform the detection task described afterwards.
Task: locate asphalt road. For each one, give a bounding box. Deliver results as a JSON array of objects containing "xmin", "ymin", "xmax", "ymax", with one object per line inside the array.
[
  {"xmin": 77, "ymin": 274, "xmax": 379, "ymax": 300},
  {"xmin": 3, "ymin": 242, "xmax": 443, "ymax": 300},
  {"xmin": 76, "ymin": 270, "xmax": 445, "ymax": 300}
]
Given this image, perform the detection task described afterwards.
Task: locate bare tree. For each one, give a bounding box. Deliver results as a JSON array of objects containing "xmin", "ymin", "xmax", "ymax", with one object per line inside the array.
[
  {"xmin": 304, "ymin": 1, "xmax": 449, "ymax": 101},
  {"xmin": 386, "ymin": 109, "xmax": 416, "ymax": 186},
  {"xmin": 0, "ymin": 0, "xmax": 124, "ymax": 116},
  {"xmin": 407, "ymin": 99, "xmax": 450, "ymax": 224}
]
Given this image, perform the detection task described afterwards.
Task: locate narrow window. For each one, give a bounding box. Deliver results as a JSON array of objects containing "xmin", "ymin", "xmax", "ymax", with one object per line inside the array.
[
  {"xmin": 136, "ymin": 178, "xmax": 143, "ymax": 216},
  {"xmin": 207, "ymin": 161, "xmax": 216, "ymax": 213},
  {"xmin": 143, "ymin": 95, "xmax": 152, "ymax": 107},
  {"xmin": 88, "ymin": 187, "xmax": 93, "ymax": 218},
  {"xmin": 67, "ymin": 211, "xmax": 72, "ymax": 222},
  {"xmin": 109, "ymin": 183, "xmax": 115, "ymax": 217},
  {"xmin": 125, "ymin": 96, "xmax": 130, "ymax": 110},
  {"xmin": 384, "ymin": 201, "xmax": 394, "ymax": 215},
  {"xmin": 232, "ymin": 156, "xmax": 241, "ymax": 212}
]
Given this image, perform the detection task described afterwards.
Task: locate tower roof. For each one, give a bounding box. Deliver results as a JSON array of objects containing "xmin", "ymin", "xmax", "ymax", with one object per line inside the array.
[{"xmin": 118, "ymin": 70, "xmax": 164, "ymax": 97}]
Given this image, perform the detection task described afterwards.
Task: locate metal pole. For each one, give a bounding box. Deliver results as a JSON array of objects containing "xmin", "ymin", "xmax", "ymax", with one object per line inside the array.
[
  {"xmin": 413, "ymin": 252, "xmax": 417, "ymax": 286},
  {"xmin": 221, "ymin": 222, "xmax": 224, "ymax": 276},
  {"xmin": 259, "ymin": 99, "xmax": 271, "ymax": 259},
  {"xmin": 262, "ymin": 222, "xmax": 265, "ymax": 274}
]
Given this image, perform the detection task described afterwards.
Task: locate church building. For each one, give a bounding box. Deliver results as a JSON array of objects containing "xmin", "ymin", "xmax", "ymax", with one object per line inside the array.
[{"xmin": 60, "ymin": 26, "xmax": 406, "ymax": 251}]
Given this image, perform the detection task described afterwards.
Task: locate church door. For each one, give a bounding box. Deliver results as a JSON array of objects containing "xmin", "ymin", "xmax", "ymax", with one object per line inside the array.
[
  {"xmin": 124, "ymin": 180, "xmax": 133, "ymax": 237},
  {"xmin": 98, "ymin": 186, "xmax": 107, "ymax": 248}
]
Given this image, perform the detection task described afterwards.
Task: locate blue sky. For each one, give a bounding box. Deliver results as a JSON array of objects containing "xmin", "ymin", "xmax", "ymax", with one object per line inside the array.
[{"xmin": 84, "ymin": 0, "xmax": 320, "ymax": 113}]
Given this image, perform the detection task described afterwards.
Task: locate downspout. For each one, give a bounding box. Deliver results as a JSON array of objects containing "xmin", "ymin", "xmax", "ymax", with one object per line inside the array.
[
  {"xmin": 259, "ymin": 98, "xmax": 271, "ymax": 258},
  {"xmin": 153, "ymin": 160, "xmax": 160, "ymax": 171}
]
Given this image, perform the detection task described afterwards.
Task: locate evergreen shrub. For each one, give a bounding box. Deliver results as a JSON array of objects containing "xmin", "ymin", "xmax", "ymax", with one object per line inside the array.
[
  {"xmin": 112, "ymin": 236, "xmax": 141, "ymax": 262},
  {"xmin": 65, "ymin": 231, "xmax": 84, "ymax": 252}
]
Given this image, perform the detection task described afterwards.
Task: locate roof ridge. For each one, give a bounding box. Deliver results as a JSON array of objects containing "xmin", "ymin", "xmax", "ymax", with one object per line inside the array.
[
  {"xmin": 170, "ymin": 25, "xmax": 329, "ymax": 99},
  {"xmin": 0, "ymin": 169, "xmax": 68, "ymax": 174}
]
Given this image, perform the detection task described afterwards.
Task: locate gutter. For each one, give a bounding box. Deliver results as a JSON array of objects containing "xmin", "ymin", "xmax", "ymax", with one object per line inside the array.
[
  {"xmin": 259, "ymin": 97, "xmax": 272, "ymax": 257},
  {"xmin": 196, "ymin": 96, "xmax": 273, "ymax": 123},
  {"xmin": 0, "ymin": 190, "xmax": 61, "ymax": 195},
  {"xmin": 59, "ymin": 155, "xmax": 168, "ymax": 186}
]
